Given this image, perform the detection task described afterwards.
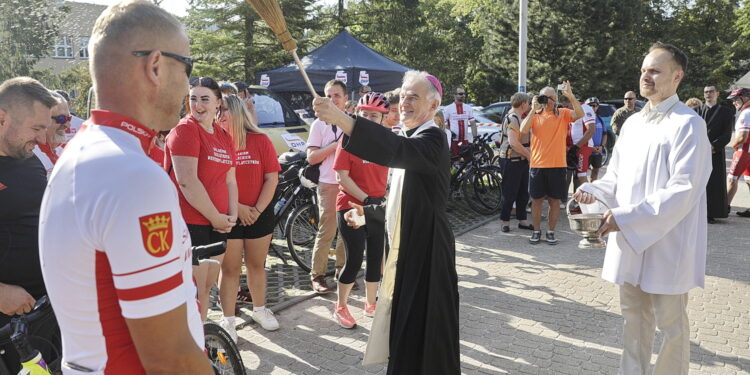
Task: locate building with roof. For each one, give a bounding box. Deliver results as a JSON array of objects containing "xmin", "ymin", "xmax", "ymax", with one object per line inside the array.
[{"xmin": 35, "ymin": 1, "xmax": 106, "ymax": 75}]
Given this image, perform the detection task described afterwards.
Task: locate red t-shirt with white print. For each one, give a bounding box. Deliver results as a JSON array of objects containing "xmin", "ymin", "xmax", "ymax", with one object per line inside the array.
[{"xmin": 165, "ymin": 115, "xmax": 235, "ymax": 225}]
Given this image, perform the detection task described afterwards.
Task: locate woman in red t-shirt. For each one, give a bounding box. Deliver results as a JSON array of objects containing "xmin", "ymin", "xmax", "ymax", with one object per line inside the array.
[
  {"xmin": 164, "ymin": 77, "xmax": 238, "ymax": 322},
  {"xmin": 216, "ymin": 95, "xmax": 281, "ymax": 335},
  {"xmin": 331, "ymin": 93, "xmax": 391, "ymax": 329}
]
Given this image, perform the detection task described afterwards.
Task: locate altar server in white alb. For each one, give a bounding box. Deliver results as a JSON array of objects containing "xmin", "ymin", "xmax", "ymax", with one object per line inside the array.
[{"xmin": 574, "ymin": 42, "xmax": 711, "ymax": 375}]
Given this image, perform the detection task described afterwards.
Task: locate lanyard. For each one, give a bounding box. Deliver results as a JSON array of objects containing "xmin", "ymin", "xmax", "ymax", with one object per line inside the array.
[{"xmin": 88, "ymin": 110, "xmax": 157, "ymax": 153}]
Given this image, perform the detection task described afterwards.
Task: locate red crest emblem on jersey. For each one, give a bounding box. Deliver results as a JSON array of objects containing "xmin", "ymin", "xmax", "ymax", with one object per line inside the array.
[{"xmin": 139, "ymin": 212, "xmax": 173, "ymax": 257}]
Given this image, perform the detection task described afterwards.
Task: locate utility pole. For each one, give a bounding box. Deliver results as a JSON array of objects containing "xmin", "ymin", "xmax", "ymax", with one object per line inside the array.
[
  {"xmin": 518, "ymin": 0, "xmax": 528, "ymax": 93},
  {"xmin": 338, "ymin": 0, "xmax": 345, "ymax": 31}
]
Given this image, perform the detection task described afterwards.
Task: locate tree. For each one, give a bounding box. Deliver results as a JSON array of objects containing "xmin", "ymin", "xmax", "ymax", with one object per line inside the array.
[
  {"xmin": 0, "ymin": 0, "xmax": 61, "ymax": 81},
  {"xmin": 346, "ymin": 0, "xmax": 481, "ymax": 103},
  {"xmin": 658, "ymin": 0, "xmax": 741, "ymax": 98},
  {"xmin": 184, "ymin": 0, "xmax": 321, "ymax": 83}
]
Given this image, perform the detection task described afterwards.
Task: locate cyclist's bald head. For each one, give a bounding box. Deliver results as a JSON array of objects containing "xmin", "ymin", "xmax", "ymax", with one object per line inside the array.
[{"xmin": 90, "ymin": 0, "xmax": 186, "ymax": 79}]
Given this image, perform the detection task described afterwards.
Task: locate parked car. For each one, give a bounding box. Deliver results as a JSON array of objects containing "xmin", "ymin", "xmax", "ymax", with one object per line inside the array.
[
  {"xmin": 248, "ymin": 86, "xmax": 310, "ymax": 155},
  {"xmin": 476, "ymin": 101, "xmax": 511, "ymax": 142},
  {"xmin": 600, "ymin": 99, "xmax": 646, "ymax": 110}
]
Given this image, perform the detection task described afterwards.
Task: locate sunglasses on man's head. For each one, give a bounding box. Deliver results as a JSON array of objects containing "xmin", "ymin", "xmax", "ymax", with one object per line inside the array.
[
  {"xmin": 132, "ymin": 50, "xmax": 194, "ymax": 77},
  {"xmin": 194, "ymin": 77, "xmax": 219, "ymax": 89},
  {"xmin": 51, "ymin": 115, "xmax": 72, "ymax": 124}
]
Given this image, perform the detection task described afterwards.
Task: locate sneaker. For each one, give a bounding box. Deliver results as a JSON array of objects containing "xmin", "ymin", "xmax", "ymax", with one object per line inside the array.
[
  {"xmin": 220, "ymin": 317, "xmax": 238, "ymax": 344},
  {"xmin": 529, "ymin": 231, "xmax": 541, "ymax": 244},
  {"xmin": 252, "ymin": 308, "xmax": 280, "ymax": 331},
  {"xmin": 311, "ymin": 275, "xmax": 333, "ymax": 294},
  {"xmin": 364, "ymin": 302, "xmax": 377, "ymax": 317},
  {"xmin": 501, "ymin": 225, "xmax": 510, "ymax": 233},
  {"xmin": 546, "ymin": 231, "xmax": 558, "ymax": 245},
  {"xmin": 333, "ymin": 303, "xmax": 357, "ymax": 329}
]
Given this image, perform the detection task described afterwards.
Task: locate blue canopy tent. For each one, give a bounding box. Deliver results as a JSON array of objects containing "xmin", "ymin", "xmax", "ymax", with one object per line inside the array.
[{"xmin": 256, "ymin": 30, "xmax": 412, "ymax": 108}]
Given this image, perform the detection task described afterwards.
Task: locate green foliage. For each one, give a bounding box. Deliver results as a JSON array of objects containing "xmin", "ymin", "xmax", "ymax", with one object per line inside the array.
[
  {"xmin": 184, "ymin": 0, "xmax": 321, "ymax": 83},
  {"xmin": 21, "ymin": 0, "xmax": 742, "ymax": 109},
  {"xmin": 0, "ymin": 0, "xmax": 60, "ymax": 81}
]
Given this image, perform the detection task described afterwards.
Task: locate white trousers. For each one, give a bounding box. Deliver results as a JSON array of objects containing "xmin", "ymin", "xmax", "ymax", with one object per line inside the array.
[{"xmin": 619, "ymin": 283, "xmax": 690, "ymax": 375}]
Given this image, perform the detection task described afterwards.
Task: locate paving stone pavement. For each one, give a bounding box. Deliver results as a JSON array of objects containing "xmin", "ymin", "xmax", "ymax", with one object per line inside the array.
[
  {"xmin": 228, "ymin": 183, "xmax": 750, "ymax": 374},
  {"xmin": 212, "ymin": 194, "xmax": 497, "ymax": 309}
]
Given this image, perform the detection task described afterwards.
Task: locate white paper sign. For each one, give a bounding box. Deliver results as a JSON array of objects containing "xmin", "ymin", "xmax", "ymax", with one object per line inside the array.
[
  {"xmin": 260, "ymin": 74, "xmax": 270, "ymax": 87},
  {"xmin": 335, "ymin": 70, "xmax": 348, "ymax": 84},
  {"xmin": 359, "ymin": 71, "xmax": 369, "ymax": 86},
  {"xmin": 281, "ymin": 133, "xmax": 307, "ymax": 151}
]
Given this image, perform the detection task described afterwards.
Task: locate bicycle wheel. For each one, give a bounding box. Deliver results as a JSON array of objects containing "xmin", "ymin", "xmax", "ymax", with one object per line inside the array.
[
  {"xmin": 285, "ymin": 203, "xmax": 321, "ymax": 274},
  {"xmin": 204, "ymin": 321, "xmax": 245, "ymax": 375},
  {"xmin": 462, "ymin": 167, "xmax": 502, "ymax": 215}
]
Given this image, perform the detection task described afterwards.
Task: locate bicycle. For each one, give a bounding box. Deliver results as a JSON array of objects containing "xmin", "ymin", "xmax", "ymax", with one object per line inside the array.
[
  {"xmin": 193, "ymin": 242, "xmax": 245, "ymax": 375},
  {"xmin": 271, "ymin": 152, "xmax": 337, "ymax": 276},
  {"xmin": 450, "ymin": 136, "xmax": 503, "ymax": 215}
]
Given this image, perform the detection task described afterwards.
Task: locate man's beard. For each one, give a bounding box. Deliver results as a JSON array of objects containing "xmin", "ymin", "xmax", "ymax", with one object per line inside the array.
[{"xmin": 52, "ymin": 132, "xmax": 67, "ymax": 145}]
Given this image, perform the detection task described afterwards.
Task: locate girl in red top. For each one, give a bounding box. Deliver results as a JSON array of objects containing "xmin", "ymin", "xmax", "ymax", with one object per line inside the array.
[
  {"xmin": 217, "ymin": 95, "xmax": 281, "ymax": 336},
  {"xmin": 164, "ymin": 77, "xmax": 238, "ymax": 322},
  {"xmin": 331, "ymin": 93, "xmax": 390, "ymax": 328}
]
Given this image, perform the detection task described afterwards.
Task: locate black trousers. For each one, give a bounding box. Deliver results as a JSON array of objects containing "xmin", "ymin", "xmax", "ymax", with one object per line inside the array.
[
  {"xmin": 336, "ymin": 210, "xmax": 385, "ymax": 284},
  {"xmin": 499, "ymin": 158, "xmax": 530, "ymax": 222}
]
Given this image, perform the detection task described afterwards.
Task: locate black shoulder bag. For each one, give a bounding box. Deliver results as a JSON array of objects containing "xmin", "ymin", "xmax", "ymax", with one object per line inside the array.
[{"xmin": 301, "ymin": 125, "xmax": 342, "ymax": 184}]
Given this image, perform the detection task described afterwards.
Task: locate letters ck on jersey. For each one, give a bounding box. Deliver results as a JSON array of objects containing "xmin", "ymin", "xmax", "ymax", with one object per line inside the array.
[{"xmin": 139, "ymin": 212, "xmax": 173, "ymax": 257}]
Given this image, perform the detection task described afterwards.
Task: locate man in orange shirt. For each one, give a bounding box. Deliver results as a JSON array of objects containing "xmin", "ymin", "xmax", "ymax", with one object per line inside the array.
[{"xmin": 521, "ymin": 82, "xmax": 583, "ymax": 244}]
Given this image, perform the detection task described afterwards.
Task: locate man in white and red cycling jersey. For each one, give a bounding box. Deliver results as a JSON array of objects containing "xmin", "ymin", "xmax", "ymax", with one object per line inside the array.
[
  {"xmin": 726, "ymin": 87, "xmax": 750, "ymax": 217},
  {"xmin": 561, "ymin": 95, "xmax": 596, "ymax": 193},
  {"xmin": 443, "ymin": 86, "xmax": 477, "ymax": 157},
  {"xmin": 38, "ymin": 1, "xmax": 212, "ymax": 374}
]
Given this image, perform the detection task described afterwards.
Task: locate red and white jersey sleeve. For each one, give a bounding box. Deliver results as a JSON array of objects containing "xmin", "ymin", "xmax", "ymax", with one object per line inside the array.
[
  {"xmin": 569, "ymin": 103, "xmax": 596, "ymax": 147},
  {"xmin": 736, "ymin": 107, "xmax": 750, "ymax": 134},
  {"xmin": 39, "ymin": 117, "xmax": 202, "ymax": 375}
]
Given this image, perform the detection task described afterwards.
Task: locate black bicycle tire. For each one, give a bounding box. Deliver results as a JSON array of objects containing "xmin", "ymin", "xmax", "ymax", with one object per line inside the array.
[
  {"xmin": 203, "ymin": 321, "xmax": 245, "ymax": 375},
  {"xmin": 286, "ymin": 203, "xmax": 322, "ymax": 275},
  {"xmin": 477, "ymin": 166, "xmax": 503, "ymax": 211},
  {"xmin": 462, "ymin": 167, "xmax": 502, "ymax": 215}
]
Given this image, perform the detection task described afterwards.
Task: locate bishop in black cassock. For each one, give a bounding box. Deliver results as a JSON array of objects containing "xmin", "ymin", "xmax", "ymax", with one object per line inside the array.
[
  {"xmin": 699, "ymin": 96, "xmax": 734, "ymax": 219},
  {"xmin": 313, "ymin": 71, "xmax": 460, "ymax": 375}
]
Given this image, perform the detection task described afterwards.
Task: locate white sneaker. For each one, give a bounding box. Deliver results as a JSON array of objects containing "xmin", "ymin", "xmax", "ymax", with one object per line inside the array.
[
  {"xmin": 220, "ymin": 317, "xmax": 238, "ymax": 344},
  {"xmin": 252, "ymin": 308, "xmax": 280, "ymax": 331}
]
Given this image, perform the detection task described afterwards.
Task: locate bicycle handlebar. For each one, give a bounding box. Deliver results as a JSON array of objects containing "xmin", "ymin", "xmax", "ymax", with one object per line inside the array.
[
  {"xmin": 190, "ymin": 241, "xmax": 227, "ymax": 266},
  {"xmin": 0, "ymin": 296, "xmax": 52, "ymax": 339}
]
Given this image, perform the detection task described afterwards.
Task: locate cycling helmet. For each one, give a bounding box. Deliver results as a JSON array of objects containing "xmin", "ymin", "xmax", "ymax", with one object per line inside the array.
[
  {"xmin": 727, "ymin": 88, "xmax": 750, "ymax": 100},
  {"xmin": 357, "ymin": 92, "xmax": 390, "ymax": 113},
  {"xmin": 584, "ymin": 97, "xmax": 600, "ymax": 105}
]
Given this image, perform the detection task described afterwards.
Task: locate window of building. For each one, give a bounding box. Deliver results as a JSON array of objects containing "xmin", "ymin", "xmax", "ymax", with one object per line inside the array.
[
  {"xmin": 53, "ymin": 36, "xmax": 73, "ymax": 58},
  {"xmin": 78, "ymin": 37, "xmax": 90, "ymax": 59}
]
